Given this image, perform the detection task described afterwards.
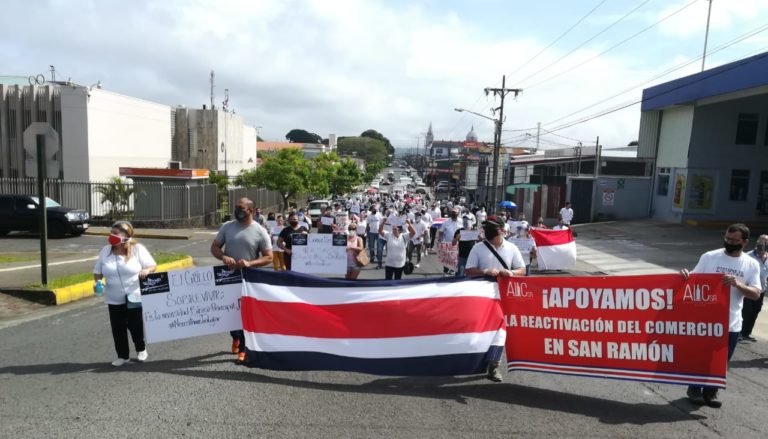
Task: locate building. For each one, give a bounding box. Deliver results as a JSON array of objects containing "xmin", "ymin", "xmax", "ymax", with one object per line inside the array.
[
  {"xmin": 638, "ymin": 51, "xmax": 768, "ymax": 224},
  {"xmin": 257, "ymin": 139, "xmax": 336, "ymax": 159},
  {"xmin": 172, "ymin": 106, "xmax": 257, "ymax": 177},
  {"xmin": 0, "ymin": 81, "xmax": 172, "ymax": 181}
]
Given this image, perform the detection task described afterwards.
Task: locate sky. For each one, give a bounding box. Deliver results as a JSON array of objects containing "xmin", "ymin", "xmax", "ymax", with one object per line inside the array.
[{"xmin": 2, "ymin": 0, "xmax": 767, "ymax": 152}]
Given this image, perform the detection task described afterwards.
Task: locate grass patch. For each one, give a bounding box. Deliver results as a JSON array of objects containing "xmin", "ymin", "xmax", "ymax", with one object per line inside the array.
[
  {"xmin": 27, "ymin": 252, "xmax": 190, "ymax": 289},
  {"xmin": 0, "ymin": 254, "xmax": 38, "ymax": 264}
]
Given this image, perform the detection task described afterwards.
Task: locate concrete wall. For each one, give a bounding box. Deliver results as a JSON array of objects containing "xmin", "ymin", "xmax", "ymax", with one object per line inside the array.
[
  {"xmin": 656, "ymin": 106, "xmax": 693, "ymax": 168},
  {"xmin": 593, "ymin": 176, "xmax": 652, "ymax": 220},
  {"xmin": 85, "ymin": 89, "xmax": 171, "ymax": 181},
  {"xmin": 59, "ymin": 87, "xmax": 90, "ymax": 181},
  {"xmin": 242, "ymin": 125, "xmax": 257, "ymax": 171}
]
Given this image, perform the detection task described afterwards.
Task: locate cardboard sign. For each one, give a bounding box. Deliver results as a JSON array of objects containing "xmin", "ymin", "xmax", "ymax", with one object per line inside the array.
[
  {"xmin": 321, "ymin": 217, "xmax": 334, "ymax": 226},
  {"xmin": 509, "ymin": 237, "xmax": 536, "ymax": 265},
  {"xmin": 291, "ymin": 233, "xmax": 347, "ymax": 275},
  {"xmin": 140, "ymin": 265, "xmax": 243, "ymax": 343},
  {"xmin": 459, "ymin": 230, "xmax": 480, "ymax": 241},
  {"xmin": 438, "ymin": 242, "xmax": 458, "ymax": 271}
]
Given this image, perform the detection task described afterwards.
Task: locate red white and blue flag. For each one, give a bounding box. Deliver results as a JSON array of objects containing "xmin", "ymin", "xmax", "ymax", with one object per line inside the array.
[
  {"xmin": 240, "ymin": 270, "xmax": 505, "ymax": 375},
  {"xmin": 530, "ymin": 228, "xmax": 577, "ymax": 270}
]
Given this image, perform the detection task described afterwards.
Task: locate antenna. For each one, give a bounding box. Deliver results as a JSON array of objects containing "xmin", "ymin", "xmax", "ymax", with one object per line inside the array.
[
  {"xmin": 223, "ymin": 88, "xmax": 229, "ymax": 112},
  {"xmin": 210, "ymin": 70, "xmax": 215, "ymax": 110},
  {"xmin": 49, "ymin": 65, "xmax": 56, "ymax": 82}
]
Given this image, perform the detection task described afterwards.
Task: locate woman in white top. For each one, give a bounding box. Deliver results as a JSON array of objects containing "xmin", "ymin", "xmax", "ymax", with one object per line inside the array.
[
  {"xmin": 271, "ymin": 215, "xmax": 286, "ymax": 271},
  {"xmin": 378, "ymin": 218, "xmax": 416, "ymax": 280},
  {"xmin": 346, "ymin": 223, "xmax": 364, "ymax": 279},
  {"xmin": 93, "ymin": 221, "xmax": 156, "ymax": 367}
]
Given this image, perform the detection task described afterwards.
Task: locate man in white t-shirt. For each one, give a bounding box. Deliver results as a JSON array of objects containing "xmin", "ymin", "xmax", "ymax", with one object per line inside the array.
[
  {"xmin": 429, "ymin": 204, "xmax": 442, "ymax": 251},
  {"xmin": 475, "ymin": 206, "xmax": 487, "ymax": 224},
  {"xmin": 406, "ymin": 213, "xmax": 429, "ymax": 268},
  {"xmin": 559, "ymin": 201, "xmax": 573, "ymax": 225},
  {"xmin": 465, "ymin": 215, "xmax": 525, "ymax": 382},
  {"xmin": 439, "ymin": 208, "xmax": 462, "ymax": 275},
  {"xmin": 681, "ymin": 223, "xmax": 761, "ymax": 408}
]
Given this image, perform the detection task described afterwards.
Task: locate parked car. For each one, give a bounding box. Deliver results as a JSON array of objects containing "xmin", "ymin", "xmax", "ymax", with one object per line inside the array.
[{"xmin": 0, "ymin": 195, "xmax": 89, "ymax": 238}]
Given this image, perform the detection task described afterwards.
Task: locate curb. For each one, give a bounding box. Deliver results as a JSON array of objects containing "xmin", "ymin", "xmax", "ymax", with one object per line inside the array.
[
  {"xmin": 83, "ymin": 230, "xmax": 191, "ymax": 240},
  {"xmin": 1, "ymin": 257, "xmax": 194, "ymax": 306}
]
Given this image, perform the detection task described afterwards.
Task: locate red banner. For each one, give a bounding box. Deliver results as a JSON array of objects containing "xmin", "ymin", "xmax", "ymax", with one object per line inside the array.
[{"xmin": 500, "ymin": 274, "xmax": 730, "ymax": 388}]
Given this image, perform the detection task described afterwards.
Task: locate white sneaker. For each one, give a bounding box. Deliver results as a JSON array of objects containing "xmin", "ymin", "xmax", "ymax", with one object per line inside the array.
[
  {"xmin": 137, "ymin": 350, "xmax": 148, "ymax": 362},
  {"xmin": 415, "ymin": 264, "xmax": 420, "ymax": 268},
  {"xmin": 112, "ymin": 358, "xmax": 129, "ymax": 367}
]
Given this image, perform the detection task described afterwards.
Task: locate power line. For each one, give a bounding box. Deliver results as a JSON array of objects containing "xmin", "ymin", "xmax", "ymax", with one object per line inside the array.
[
  {"xmin": 515, "ymin": 0, "xmax": 653, "ymax": 87},
  {"xmin": 524, "ymin": 0, "xmax": 700, "ymax": 90},
  {"xmin": 507, "ymin": 0, "xmax": 607, "ymax": 79}
]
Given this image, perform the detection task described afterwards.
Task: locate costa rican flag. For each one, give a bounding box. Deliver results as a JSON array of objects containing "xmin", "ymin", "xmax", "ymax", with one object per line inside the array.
[
  {"xmin": 530, "ymin": 228, "xmax": 577, "ymax": 270},
  {"xmin": 240, "ymin": 270, "xmax": 505, "ymax": 375},
  {"xmin": 431, "ymin": 217, "xmax": 447, "ymax": 228}
]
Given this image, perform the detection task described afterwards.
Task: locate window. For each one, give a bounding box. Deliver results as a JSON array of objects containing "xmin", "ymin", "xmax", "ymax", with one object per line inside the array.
[
  {"xmin": 735, "ymin": 113, "xmax": 759, "ymax": 145},
  {"xmin": 729, "ymin": 169, "xmax": 750, "ymax": 201},
  {"xmin": 657, "ymin": 174, "xmax": 670, "ymax": 196}
]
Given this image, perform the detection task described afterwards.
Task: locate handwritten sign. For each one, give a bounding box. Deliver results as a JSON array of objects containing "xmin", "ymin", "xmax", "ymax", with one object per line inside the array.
[
  {"xmin": 438, "ymin": 242, "xmax": 458, "ymax": 271},
  {"xmin": 459, "ymin": 230, "xmax": 480, "ymax": 241},
  {"xmin": 140, "ymin": 265, "xmax": 243, "ymax": 343},
  {"xmin": 291, "ymin": 233, "xmax": 347, "ymax": 275},
  {"xmin": 350, "ymin": 205, "xmax": 361, "ymax": 214},
  {"xmin": 508, "ymin": 237, "xmax": 536, "ymax": 265},
  {"xmin": 321, "ymin": 217, "xmax": 334, "ymax": 226},
  {"xmin": 271, "ymin": 226, "xmax": 283, "ymax": 235}
]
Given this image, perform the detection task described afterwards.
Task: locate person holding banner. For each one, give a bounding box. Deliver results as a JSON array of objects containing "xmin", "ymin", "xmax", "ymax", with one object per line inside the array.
[
  {"xmin": 378, "ymin": 218, "xmax": 415, "ymax": 280},
  {"xmin": 210, "ymin": 197, "xmax": 273, "ymax": 364},
  {"xmin": 277, "ymin": 213, "xmax": 309, "ymax": 271},
  {"xmin": 681, "ymin": 223, "xmax": 761, "ymax": 408},
  {"xmin": 465, "ymin": 216, "xmax": 526, "ymax": 382},
  {"xmin": 93, "ymin": 221, "xmax": 156, "ymax": 367}
]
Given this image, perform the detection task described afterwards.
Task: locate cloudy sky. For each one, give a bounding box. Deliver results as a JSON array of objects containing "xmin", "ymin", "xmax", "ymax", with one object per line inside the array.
[{"xmin": 2, "ymin": 0, "xmax": 767, "ymax": 151}]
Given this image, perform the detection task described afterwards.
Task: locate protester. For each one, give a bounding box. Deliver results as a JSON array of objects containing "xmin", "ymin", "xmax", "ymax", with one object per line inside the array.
[
  {"xmin": 559, "ymin": 201, "xmax": 573, "ymax": 225},
  {"xmin": 318, "ymin": 207, "xmax": 335, "ymax": 234},
  {"xmin": 553, "ymin": 218, "xmax": 569, "ymax": 230},
  {"xmin": 465, "ymin": 216, "xmax": 526, "ymax": 382},
  {"xmin": 366, "ymin": 207, "xmax": 382, "ymax": 267},
  {"xmin": 277, "ymin": 213, "xmax": 309, "ymax": 271},
  {"xmin": 271, "ymin": 215, "xmax": 286, "ymax": 271},
  {"xmin": 406, "ymin": 212, "xmax": 428, "ymax": 268},
  {"xmin": 93, "ymin": 221, "xmax": 156, "ymax": 367},
  {"xmin": 511, "ymin": 225, "xmax": 537, "ymax": 275},
  {"xmin": 355, "ymin": 212, "xmax": 368, "ymax": 249},
  {"xmin": 741, "ymin": 234, "xmax": 768, "ymax": 342},
  {"xmin": 253, "ymin": 207, "xmax": 266, "ymax": 226},
  {"xmin": 378, "ymin": 218, "xmax": 415, "ymax": 280},
  {"xmin": 438, "ymin": 208, "xmax": 462, "ymax": 275},
  {"xmin": 429, "ymin": 203, "xmax": 442, "ymax": 251},
  {"xmin": 210, "ymin": 197, "xmax": 273, "ymax": 364},
  {"xmin": 534, "ymin": 217, "xmax": 548, "ymax": 229},
  {"xmin": 346, "ymin": 223, "xmax": 365, "ymax": 279},
  {"xmin": 476, "ymin": 206, "xmax": 487, "ymax": 224},
  {"xmin": 681, "ymin": 223, "xmax": 761, "ymax": 408},
  {"xmin": 453, "ymin": 215, "xmax": 479, "ymax": 277}
]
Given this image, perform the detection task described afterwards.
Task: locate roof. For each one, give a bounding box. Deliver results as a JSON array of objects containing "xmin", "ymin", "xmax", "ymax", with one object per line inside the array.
[
  {"xmin": 258, "ymin": 141, "xmax": 302, "ymax": 151},
  {"xmin": 642, "ymin": 51, "xmax": 768, "ymax": 111},
  {"xmin": 119, "ymin": 167, "xmax": 209, "ymax": 179}
]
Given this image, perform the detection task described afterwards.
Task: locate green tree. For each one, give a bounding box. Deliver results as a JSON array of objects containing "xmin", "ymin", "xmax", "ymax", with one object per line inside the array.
[
  {"xmin": 337, "ymin": 136, "xmax": 388, "ymax": 164},
  {"xmin": 361, "ymin": 129, "xmax": 394, "ymax": 155},
  {"xmin": 94, "ymin": 177, "xmax": 135, "ymax": 220},
  {"xmin": 286, "ymin": 129, "xmax": 322, "ymax": 144},
  {"xmin": 208, "ymin": 170, "xmax": 229, "ymax": 210},
  {"xmin": 312, "ymin": 152, "xmax": 363, "ymax": 197},
  {"xmin": 235, "ymin": 148, "xmax": 311, "ymax": 211}
]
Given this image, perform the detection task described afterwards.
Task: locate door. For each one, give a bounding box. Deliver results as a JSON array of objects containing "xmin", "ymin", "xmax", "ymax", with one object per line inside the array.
[{"xmin": 570, "ymin": 179, "xmax": 593, "ymax": 224}]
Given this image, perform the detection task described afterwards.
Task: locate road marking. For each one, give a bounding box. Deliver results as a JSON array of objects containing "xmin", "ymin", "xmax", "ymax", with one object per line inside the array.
[{"xmin": 0, "ymin": 256, "xmax": 98, "ymax": 272}]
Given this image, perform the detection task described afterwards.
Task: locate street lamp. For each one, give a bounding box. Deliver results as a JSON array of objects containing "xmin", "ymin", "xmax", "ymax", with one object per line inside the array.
[{"xmin": 454, "ymin": 107, "xmax": 502, "ymax": 213}]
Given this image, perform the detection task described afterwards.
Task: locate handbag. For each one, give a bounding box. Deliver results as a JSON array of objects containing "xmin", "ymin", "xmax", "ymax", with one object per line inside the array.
[{"xmin": 356, "ymin": 250, "xmax": 370, "ymax": 267}]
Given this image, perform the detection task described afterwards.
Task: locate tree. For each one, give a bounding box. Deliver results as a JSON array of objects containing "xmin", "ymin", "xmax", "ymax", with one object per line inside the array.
[
  {"xmin": 235, "ymin": 148, "xmax": 311, "ymax": 211},
  {"xmin": 208, "ymin": 170, "xmax": 229, "ymax": 209},
  {"xmin": 312, "ymin": 152, "xmax": 363, "ymax": 197},
  {"xmin": 337, "ymin": 136, "xmax": 388, "ymax": 164},
  {"xmin": 361, "ymin": 129, "xmax": 394, "ymax": 155},
  {"xmin": 94, "ymin": 177, "xmax": 135, "ymax": 220},
  {"xmin": 286, "ymin": 129, "xmax": 322, "ymax": 144}
]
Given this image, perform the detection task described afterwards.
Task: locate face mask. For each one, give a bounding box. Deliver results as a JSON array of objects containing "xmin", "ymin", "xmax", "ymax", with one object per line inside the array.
[
  {"xmin": 484, "ymin": 227, "xmax": 500, "ymax": 240},
  {"xmin": 724, "ymin": 241, "xmax": 743, "ymax": 253},
  {"xmin": 290, "ymin": 221, "xmax": 299, "ymax": 226},
  {"xmin": 108, "ymin": 234, "xmax": 127, "ymax": 246},
  {"xmin": 234, "ymin": 208, "xmax": 248, "ymax": 221},
  {"xmin": 415, "ymin": 216, "xmax": 421, "ymax": 222}
]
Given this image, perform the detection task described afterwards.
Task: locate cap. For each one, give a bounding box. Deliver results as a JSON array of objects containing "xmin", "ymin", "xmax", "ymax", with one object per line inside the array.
[{"xmin": 483, "ymin": 216, "xmax": 505, "ymax": 228}]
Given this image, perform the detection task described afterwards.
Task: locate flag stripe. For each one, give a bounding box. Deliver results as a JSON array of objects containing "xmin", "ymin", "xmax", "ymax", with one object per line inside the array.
[
  {"xmin": 536, "ymin": 242, "xmax": 577, "ymax": 270},
  {"xmin": 507, "ymin": 360, "xmax": 725, "ymax": 381},
  {"xmin": 241, "ymin": 296, "xmax": 504, "ymax": 338},
  {"xmin": 244, "ymin": 331, "xmax": 501, "ymax": 358},
  {"xmin": 244, "ymin": 349, "xmax": 490, "ymax": 375},
  {"xmin": 242, "ymin": 279, "xmax": 498, "ymax": 304},
  {"xmin": 530, "ymin": 228, "xmax": 574, "ymax": 246}
]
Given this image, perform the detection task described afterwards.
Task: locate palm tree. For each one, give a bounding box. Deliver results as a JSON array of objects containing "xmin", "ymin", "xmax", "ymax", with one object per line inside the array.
[{"xmin": 94, "ymin": 177, "xmax": 135, "ymax": 220}]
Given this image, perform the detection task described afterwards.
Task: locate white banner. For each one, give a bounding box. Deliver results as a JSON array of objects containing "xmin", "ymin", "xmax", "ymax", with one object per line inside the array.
[
  {"xmin": 139, "ymin": 265, "xmax": 243, "ymax": 343},
  {"xmin": 291, "ymin": 233, "xmax": 347, "ymax": 275}
]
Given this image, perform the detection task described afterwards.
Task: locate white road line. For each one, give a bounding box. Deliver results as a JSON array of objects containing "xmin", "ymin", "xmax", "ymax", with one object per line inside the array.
[{"xmin": 0, "ymin": 256, "xmax": 98, "ymax": 272}]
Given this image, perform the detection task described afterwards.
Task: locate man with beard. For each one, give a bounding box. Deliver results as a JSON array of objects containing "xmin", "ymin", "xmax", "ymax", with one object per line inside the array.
[{"xmin": 681, "ymin": 223, "xmax": 761, "ymax": 408}]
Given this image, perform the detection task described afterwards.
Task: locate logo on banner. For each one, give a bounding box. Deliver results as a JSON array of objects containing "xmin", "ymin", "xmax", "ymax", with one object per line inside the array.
[
  {"xmin": 213, "ymin": 266, "xmax": 243, "ymax": 286},
  {"xmin": 506, "ymin": 281, "xmax": 532, "ymax": 299},
  {"xmin": 683, "ymin": 283, "xmax": 717, "ymax": 303},
  {"xmin": 140, "ymin": 272, "xmax": 171, "ymax": 295}
]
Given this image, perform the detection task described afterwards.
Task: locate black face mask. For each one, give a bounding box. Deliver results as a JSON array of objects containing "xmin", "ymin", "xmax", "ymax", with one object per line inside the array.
[
  {"xmin": 290, "ymin": 221, "xmax": 299, "ymax": 227},
  {"xmin": 724, "ymin": 241, "xmax": 743, "ymax": 254},
  {"xmin": 234, "ymin": 208, "xmax": 248, "ymax": 222},
  {"xmin": 484, "ymin": 226, "xmax": 500, "ymax": 240}
]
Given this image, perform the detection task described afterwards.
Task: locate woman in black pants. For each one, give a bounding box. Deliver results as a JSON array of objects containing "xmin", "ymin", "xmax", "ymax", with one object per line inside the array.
[{"xmin": 378, "ymin": 219, "xmax": 415, "ymax": 280}]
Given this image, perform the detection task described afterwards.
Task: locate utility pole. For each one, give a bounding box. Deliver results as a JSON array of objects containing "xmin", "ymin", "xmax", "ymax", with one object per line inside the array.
[
  {"xmin": 485, "ymin": 75, "xmax": 522, "ymax": 214},
  {"xmin": 36, "ymin": 135, "xmax": 49, "ymax": 286},
  {"xmin": 536, "ymin": 122, "xmax": 541, "ymax": 151},
  {"xmin": 702, "ymin": 0, "xmax": 713, "ymax": 72},
  {"xmin": 594, "ymin": 136, "xmax": 601, "ymax": 178}
]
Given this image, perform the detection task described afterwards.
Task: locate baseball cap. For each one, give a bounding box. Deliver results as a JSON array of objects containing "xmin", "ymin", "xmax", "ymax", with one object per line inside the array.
[{"xmin": 483, "ymin": 215, "xmax": 505, "ymax": 228}]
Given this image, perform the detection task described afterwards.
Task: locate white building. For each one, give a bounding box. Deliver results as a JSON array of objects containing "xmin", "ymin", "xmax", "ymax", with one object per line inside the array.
[{"xmin": 0, "ymin": 81, "xmax": 172, "ymax": 181}]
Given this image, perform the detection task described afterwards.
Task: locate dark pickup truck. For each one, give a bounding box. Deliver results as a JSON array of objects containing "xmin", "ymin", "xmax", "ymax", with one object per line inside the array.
[{"xmin": 0, "ymin": 194, "xmax": 89, "ymax": 238}]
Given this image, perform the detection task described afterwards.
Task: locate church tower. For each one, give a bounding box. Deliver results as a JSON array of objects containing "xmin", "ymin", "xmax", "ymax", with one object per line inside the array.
[{"xmin": 426, "ymin": 122, "xmax": 434, "ymax": 147}]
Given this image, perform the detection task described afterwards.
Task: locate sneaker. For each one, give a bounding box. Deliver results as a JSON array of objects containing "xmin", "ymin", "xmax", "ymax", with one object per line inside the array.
[
  {"xmin": 231, "ymin": 339, "xmax": 240, "ymax": 354},
  {"xmin": 111, "ymin": 358, "xmax": 129, "ymax": 367},
  {"xmin": 703, "ymin": 388, "xmax": 722, "ymax": 408},
  {"xmin": 236, "ymin": 351, "xmax": 247, "ymax": 364},
  {"xmin": 743, "ymin": 335, "xmax": 758, "ymax": 342},
  {"xmin": 415, "ymin": 264, "xmax": 420, "ymax": 268},
  {"xmin": 686, "ymin": 387, "xmax": 705, "ymax": 405},
  {"xmin": 137, "ymin": 350, "xmax": 148, "ymax": 362},
  {"xmin": 486, "ymin": 361, "xmax": 503, "ymax": 382}
]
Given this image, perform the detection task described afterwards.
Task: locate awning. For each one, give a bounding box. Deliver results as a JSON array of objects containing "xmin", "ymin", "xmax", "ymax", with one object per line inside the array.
[{"xmin": 506, "ymin": 183, "xmax": 540, "ymax": 194}]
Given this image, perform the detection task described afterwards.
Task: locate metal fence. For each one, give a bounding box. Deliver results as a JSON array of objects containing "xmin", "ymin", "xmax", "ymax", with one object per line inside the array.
[
  {"xmin": 227, "ymin": 187, "xmax": 285, "ymax": 214},
  {"xmin": 0, "ymin": 178, "xmax": 219, "ymax": 222}
]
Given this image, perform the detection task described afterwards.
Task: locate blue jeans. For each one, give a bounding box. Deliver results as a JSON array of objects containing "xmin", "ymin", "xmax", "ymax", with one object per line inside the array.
[
  {"xmin": 377, "ymin": 237, "xmax": 387, "ymax": 267},
  {"xmin": 367, "ymin": 232, "xmax": 379, "ymax": 261},
  {"xmin": 456, "ymin": 256, "xmax": 468, "ymax": 277}
]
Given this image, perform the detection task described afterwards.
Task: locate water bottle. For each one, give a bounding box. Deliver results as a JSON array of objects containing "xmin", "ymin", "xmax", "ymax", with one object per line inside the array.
[{"xmin": 95, "ymin": 280, "xmax": 104, "ymax": 296}]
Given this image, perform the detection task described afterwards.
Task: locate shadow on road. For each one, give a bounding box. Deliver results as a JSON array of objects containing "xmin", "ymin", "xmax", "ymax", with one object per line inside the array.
[
  {"xmin": 728, "ymin": 357, "xmax": 768, "ymax": 369},
  {"xmin": 0, "ymin": 353, "xmax": 708, "ymax": 425}
]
